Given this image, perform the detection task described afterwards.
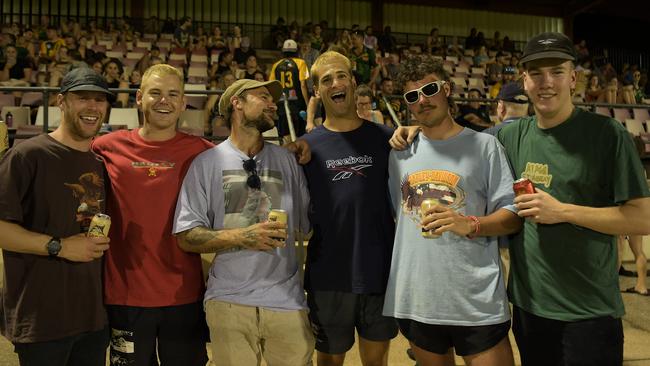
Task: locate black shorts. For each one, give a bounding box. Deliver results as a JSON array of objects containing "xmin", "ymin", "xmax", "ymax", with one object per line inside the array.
[
  {"xmin": 512, "ymin": 306, "xmax": 623, "ymax": 366},
  {"xmin": 107, "ymin": 301, "xmax": 209, "ymax": 366},
  {"xmin": 307, "ymin": 291, "xmax": 399, "ymax": 354},
  {"xmin": 397, "ymin": 318, "xmax": 511, "ymax": 356}
]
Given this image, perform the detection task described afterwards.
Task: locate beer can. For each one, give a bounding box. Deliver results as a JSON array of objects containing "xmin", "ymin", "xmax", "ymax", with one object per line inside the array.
[
  {"xmin": 420, "ymin": 199, "xmax": 440, "ymax": 239},
  {"xmin": 513, "ymin": 178, "xmax": 535, "ymax": 197},
  {"xmin": 87, "ymin": 213, "xmax": 111, "ymax": 237},
  {"xmin": 268, "ymin": 209, "xmax": 288, "ymax": 242}
]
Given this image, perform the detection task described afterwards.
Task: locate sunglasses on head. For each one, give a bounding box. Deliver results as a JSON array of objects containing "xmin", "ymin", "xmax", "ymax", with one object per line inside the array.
[
  {"xmin": 403, "ymin": 80, "xmax": 446, "ymax": 104},
  {"xmin": 242, "ymin": 158, "xmax": 261, "ymax": 190}
]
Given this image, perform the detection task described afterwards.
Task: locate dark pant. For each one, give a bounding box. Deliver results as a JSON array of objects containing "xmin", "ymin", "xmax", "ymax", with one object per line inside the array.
[
  {"xmin": 107, "ymin": 302, "xmax": 208, "ymax": 366},
  {"xmin": 14, "ymin": 326, "xmax": 109, "ymax": 366},
  {"xmin": 512, "ymin": 306, "xmax": 623, "ymax": 366}
]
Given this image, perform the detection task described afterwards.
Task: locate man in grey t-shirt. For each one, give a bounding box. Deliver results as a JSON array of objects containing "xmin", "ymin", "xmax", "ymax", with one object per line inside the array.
[{"xmin": 172, "ymin": 79, "xmax": 314, "ymax": 366}]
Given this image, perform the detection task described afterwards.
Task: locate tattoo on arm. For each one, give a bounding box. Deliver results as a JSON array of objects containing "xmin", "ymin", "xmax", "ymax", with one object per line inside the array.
[
  {"xmin": 240, "ymin": 228, "xmax": 258, "ymax": 248},
  {"xmin": 184, "ymin": 227, "xmax": 219, "ymax": 246}
]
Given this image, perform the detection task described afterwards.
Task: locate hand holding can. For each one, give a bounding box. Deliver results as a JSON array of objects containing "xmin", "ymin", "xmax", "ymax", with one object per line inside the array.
[
  {"xmin": 420, "ymin": 199, "xmax": 441, "ymax": 238},
  {"xmin": 87, "ymin": 213, "xmax": 111, "ymax": 237},
  {"xmin": 268, "ymin": 209, "xmax": 288, "ymax": 242},
  {"xmin": 513, "ymin": 178, "xmax": 535, "ymax": 197}
]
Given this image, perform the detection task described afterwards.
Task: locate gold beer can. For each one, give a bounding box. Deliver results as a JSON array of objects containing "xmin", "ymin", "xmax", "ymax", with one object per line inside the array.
[
  {"xmin": 268, "ymin": 209, "xmax": 288, "ymax": 242},
  {"xmin": 420, "ymin": 199, "xmax": 440, "ymax": 238},
  {"xmin": 87, "ymin": 213, "xmax": 111, "ymax": 237}
]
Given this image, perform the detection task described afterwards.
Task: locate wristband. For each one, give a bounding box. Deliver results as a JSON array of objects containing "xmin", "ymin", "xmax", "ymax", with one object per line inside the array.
[{"xmin": 466, "ymin": 215, "xmax": 480, "ymax": 239}]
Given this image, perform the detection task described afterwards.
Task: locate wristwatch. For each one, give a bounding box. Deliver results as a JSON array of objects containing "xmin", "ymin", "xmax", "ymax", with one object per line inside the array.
[{"xmin": 46, "ymin": 237, "xmax": 62, "ymax": 257}]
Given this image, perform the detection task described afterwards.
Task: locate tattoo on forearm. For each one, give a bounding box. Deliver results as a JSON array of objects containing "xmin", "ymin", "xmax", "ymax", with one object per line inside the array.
[
  {"xmin": 241, "ymin": 229, "xmax": 258, "ymax": 248},
  {"xmin": 185, "ymin": 227, "xmax": 219, "ymax": 246}
]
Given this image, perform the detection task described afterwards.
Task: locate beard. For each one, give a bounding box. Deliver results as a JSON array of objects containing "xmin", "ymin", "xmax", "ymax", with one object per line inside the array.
[
  {"xmin": 243, "ymin": 109, "xmax": 278, "ymax": 133},
  {"xmin": 64, "ymin": 111, "xmax": 104, "ymax": 141}
]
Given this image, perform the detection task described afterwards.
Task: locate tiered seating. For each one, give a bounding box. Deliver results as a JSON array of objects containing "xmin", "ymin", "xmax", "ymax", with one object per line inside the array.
[
  {"xmin": 108, "ymin": 108, "xmax": 140, "ymax": 129},
  {"xmin": 1, "ymin": 106, "xmax": 31, "ymax": 128},
  {"xmin": 612, "ymin": 108, "xmax": 631, "ymax": 123},
  {"xmin": 624, "ymin": 119, "xmax": 646, "ymax": 135},
  {"xmin": 35, "ymin": 106, "xmax": 62, "ymax": 128}
]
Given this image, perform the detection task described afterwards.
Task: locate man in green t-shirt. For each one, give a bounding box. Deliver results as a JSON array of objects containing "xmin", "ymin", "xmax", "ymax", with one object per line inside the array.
[{"xmin": 497, "ymin": 32, "xmax": 650, "ymax": 366}]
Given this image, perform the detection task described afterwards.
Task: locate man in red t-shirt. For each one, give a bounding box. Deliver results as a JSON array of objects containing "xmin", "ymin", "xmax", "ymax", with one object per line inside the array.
[{"xmin": 93, "ymin": 64, "xmax": 213, "ymax": 366}]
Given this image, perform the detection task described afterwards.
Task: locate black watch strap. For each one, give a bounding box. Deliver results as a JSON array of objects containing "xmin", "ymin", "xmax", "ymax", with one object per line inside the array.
[{"xmin": 46, "ymin": 237, "xmax": 62, "ymax": 257}]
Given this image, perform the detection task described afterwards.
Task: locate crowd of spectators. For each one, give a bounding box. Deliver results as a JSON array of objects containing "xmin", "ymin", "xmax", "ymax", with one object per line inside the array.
[{"xmin": 1, "ymin": 15, "xmax": 649, "ymax": 134}]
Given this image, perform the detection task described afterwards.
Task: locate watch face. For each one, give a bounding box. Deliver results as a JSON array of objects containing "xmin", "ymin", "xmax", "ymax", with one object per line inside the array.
[{"xmin": 47, "ymin": 238, "xmax": 62, "ymax": 257}]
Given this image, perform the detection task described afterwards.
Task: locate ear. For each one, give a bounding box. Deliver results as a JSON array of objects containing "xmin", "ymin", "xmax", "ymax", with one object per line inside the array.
[
  {"xmin": 180, "ymin": 95, "xmax": 187, "ymax": 112},
  {"xmin": 232, "ymin": 95, "xmax": 242, "ymax": 111},
  {"xmin": 135, "ymin": 89, "xmax": 143, "ymax": 107},
  {"xmin": 444, "ymin": 82, "xmax": 451, "ymax": 97},
  {"xmin": 56, "ymin": 93, "xmax": 65, "ymax": 109},
  {"xmin": 569, "ymin": 68, "xmax": 577, "ymax": 90}
]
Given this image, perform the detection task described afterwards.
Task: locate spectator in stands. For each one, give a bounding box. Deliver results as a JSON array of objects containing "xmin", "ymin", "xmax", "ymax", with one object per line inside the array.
[
  {"xmin": 377, "ymin": 77, "xmax": 404, "ymax": 127},
  {"xmin": 474, "ymin": 46, "xmax": 490, "ymax": 68},
  {"xmin": 241, "ymin": 55, "xmax": 264, "ymax": 80},
  {"xmin": 0, "ymin": 45, "xmax": 31, "ymax": 86},
  {"xmin": 305, "ymin": 24, "xmax": 322, "ymax": 53},
  {"xmin": 39, "ymin": 25, "xmax": 64, "ymax": 63},
  {"xmin": 135, "ymin": 45, "xmax": 161, "ymax": 75},
  {"xmin": 584, "ymin": 74, "xmax": 604, "ymax": 103},
  {"xmin": 47, "ymin": 45, "xmax": 73, "ymax": 89},
  {"xmin": 426, "ymin": 28, "xmax": 443, "ymax": 55},
  {"xmin": 378, "ymin": 26, "xmax": 397, "ymax": 53},
  {"xmin": 618, "ymin": 235, "xmax": 648, "ymax": 296},
  {"xmin": 234, "ymin": 37, "xmax": 256, "ymax": 67},
  {"xmin": 301, "ymin": 50, "xmax": 398, "ymax": 366},
  {"xmin": 17, "ymin": 29, "xmax": 37, "ymax": 61},
  {"xmin": 350, "ymin": 30, "xmax": 379, "ymax": 86},
  {"xmin": 447, "ymin": 36, "xmax": 464, "ymax": 59},
  {"xmin": 205, "ymin": 71, "xmax": 237, "ymax": 132},
  {"xmin": 604, "ymin": 76, "xmax": 619, "ymax": 104},
  {"xmin": 574, "ymin": 39, "xmax": 589, "ymax": 63},
  {"xmin": 173, "ymin": 77, "xmax": 313, "ymax": 366},
  {"xmin": 92, "ymin": 64, "xmax": 213, "ymax": 366},
  {"xmin": 228, "ymin": 24, "xmax": 244, "ymax": 52},
  {"xmin": 334, "ymin": 29, "xmax": 352, "ymax": 54},
  {"xmin": 497, "ymin": 31, "xmax": 650, "ymax": 366},
  {"xmin": 0, "ymin": 67, "xmax": 112, "ymax": 366},
  {"xmin": 379, "ymin": 52, "xmax": 401, "ymax": 84},
  {"xmin": 476, "ymin": 31, "xmax": 487, "ymax": 49},
  {"xmin": 269, "ymin": 39, "xmax": 311, "ymax": 143},
  {"xmin": 271, "ymin": 17, "xmax": 288, "ymax": 50},
  {"xmin": 632, "ymin": 70, "xmax": 646, "ymax": 103},
  {"xmin": 77, "ymin": 35, "xmax": 95, "ymax": 63},
  {"xmin": 208, "ymin": 25, "xmax": 227, "ymax": 53},
  {"xmin": 456, "ymin": 88, "xmax": 493, "ymax": 131},
  {"xmin": 502, "ymin": 36, "xmax": 515, "ymax": 53},
  {"xmin": 490, "ymin": 31, "xmax": 503, "ymax": 52},
  {"xmin": 355, "ymin": 84, "xmax": 384, "ymax": 125},
  {"xmin": 299, "ymin": 35, "xmax": 320, "ymax": 70},
  {"xmin": 210, "ymin": 49, "xmax": 236, "ymax": 79},
  {"xmin": 465, "ymin": 27, "xmax": 479, "ymax": 50},
  {"xmin": 484, "ymin": 82, "xmax": 529, "ymax": 136},
  {"xmin": 364, "ymin": 26, "xmax": 378, "ymax": 50},
  {"xmin": 194, "ymin": 26, "xmax": 208, "ymax": 46},
  {"xmin": 173, "ymin": 16, "xmax": 192, "ymax": 48},
  {"xmin": 102, "ymin": 58, "xmax": 129, "ymax": 107},
  {"xmin": 385, "ymin": 53, "xmax": 518, "ymax": 366}
]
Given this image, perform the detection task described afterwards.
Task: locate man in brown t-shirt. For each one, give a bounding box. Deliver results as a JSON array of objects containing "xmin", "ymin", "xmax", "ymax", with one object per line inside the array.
[{"xmin": 0, "ymin": 67, "xmax": 113, "ymax": 365}]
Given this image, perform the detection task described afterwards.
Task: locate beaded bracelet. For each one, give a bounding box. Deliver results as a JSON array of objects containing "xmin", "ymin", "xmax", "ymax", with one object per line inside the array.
[{"xmin": 466, "ymin": 215, "xmax": 480, "ymax": 239}]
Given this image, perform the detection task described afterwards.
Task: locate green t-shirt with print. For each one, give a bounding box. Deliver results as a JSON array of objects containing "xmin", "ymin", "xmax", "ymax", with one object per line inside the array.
[{"xmin": 497, "ymin": 108, "xmax": 650, "ymax": 321}]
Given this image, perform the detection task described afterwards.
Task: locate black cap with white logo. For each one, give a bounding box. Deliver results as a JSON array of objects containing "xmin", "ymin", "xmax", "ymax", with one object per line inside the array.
[{"xmin": 520, "ymin": 32, "xmax": 577, "ymax": 64}]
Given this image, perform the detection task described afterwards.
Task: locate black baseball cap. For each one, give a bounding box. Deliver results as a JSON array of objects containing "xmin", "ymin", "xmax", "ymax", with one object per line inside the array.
[
  {"xmin": 497, "ymin": 82, "xmax": 529, "ymax": 104},
  {"xmin": 60, "ymin": 67, "xmax": 115, "ymax": 101},
  {"xmin": 520, "ymin": 32, "xmax": 577, "ymax": 65}
]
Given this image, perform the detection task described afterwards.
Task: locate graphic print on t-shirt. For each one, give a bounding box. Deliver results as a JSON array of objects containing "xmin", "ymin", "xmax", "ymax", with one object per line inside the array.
[
  {"xmin": 64, "ymin": 171, "xmax": 104, "ymax": 232},
  {"xmin": 325, "ymin": 155, "xmax": 373, "ymax": 181},
  {"xmin": 131, "ymin": 161, "xmax": 175, "ymax": 177},
  {"xmin": 222, "ymin": 168, "xmax": 284, "ymax": 230},
  {"xmin": 400, "ymin": 169, "xmax": 465, "ymax": 224},
  {"xmin": 521, "ymin": 162, "xmax": 553, "ymax": 188}
]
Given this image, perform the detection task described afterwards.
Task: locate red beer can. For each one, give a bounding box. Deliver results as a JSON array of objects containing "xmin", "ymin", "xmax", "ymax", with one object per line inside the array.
[{"xmin": 513, "ymin": 178, "xmax": 535, "ymax": 197}]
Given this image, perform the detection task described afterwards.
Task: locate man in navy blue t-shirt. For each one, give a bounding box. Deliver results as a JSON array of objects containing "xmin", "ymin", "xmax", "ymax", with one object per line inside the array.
[{"xmin": 300, "ymin": 51, "xmax": 398, "ymax": 366}]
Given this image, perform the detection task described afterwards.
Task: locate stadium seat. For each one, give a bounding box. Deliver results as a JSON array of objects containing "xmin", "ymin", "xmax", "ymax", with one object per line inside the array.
[
  {"xmin": 1, "ymin": 106, "xmax": 31, "ymax": 128},
  {"xmin": 612, "ymin": 108, "xmax": 632, "ymax": 122},
  {"xmin": 633, "ymin": 108, "xmax": 650, "ymax": 121},
  {"xmin": 184, "ymin": 84, "xmax": 208, "ymax": 109},
  {"xmin": 12, "ymin": 125, "xmax": 42, "ymax": 147},
  {"xmin": 0, "ymin": 93, "xmax": 15, "ymax": 108},
  {"xmin": 34, "ymin": 106, "xmax": 62, "ymax": 128},
  {"xmin": 595, "ymin": 107, "xmax": 611, "ymax": 117},
  {"xmin": 624, "ymin": 119, "xmax": 646, "ymax": 135},
  {"xmin": 108, "ymin": 108, "xmax": 140, "ymax": 129},
  {"xmin": 19, "ymin": 92, "xmax": 43, "ymax": 107},
  {"xmin": 178, "ymin": 110, "xmax": 205, "ymax": 133}
]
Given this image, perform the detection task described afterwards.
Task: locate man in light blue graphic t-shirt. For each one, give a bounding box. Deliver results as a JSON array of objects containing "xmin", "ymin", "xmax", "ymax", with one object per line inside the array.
[{"xmin": 383, "ymin": 55, "xmax": 522, "ymax": 366}]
